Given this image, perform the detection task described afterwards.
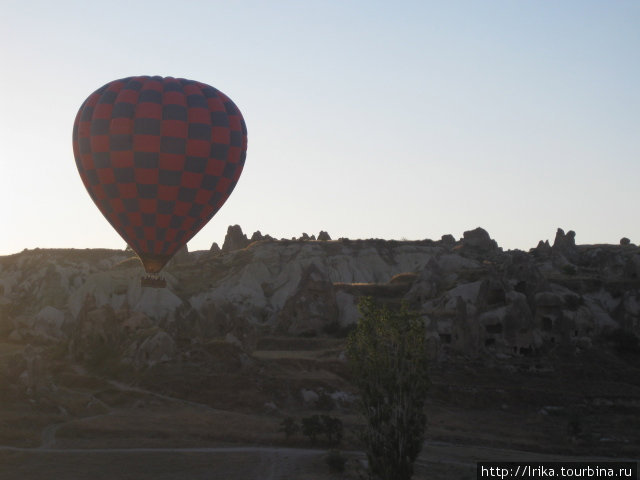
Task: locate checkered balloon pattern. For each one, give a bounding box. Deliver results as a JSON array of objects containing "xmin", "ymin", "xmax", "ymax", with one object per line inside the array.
[{"xmin": 72, "ymin": 76, "xmax": 247, "ymax": 273}]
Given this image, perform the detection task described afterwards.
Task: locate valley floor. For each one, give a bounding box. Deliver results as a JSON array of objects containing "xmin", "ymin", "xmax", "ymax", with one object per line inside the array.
[{"xmin": 0, "ymin": 336, "xmax": 638, "ymax": 479}]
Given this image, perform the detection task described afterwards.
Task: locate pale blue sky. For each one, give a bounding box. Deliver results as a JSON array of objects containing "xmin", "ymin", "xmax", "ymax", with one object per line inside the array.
[{"xmin": 1, "ymin": 0, "xmax": 638, "ymax": 255}]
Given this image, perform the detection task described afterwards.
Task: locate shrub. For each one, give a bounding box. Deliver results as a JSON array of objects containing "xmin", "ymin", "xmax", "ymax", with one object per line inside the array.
[
  {"xmin": 278, "ymin": 417, "xmax": 299, "ymax": 439},
  {"xmin": 320, "ymin": 415, "xmax": 343, "ymax": 445},
  {"xmin": 302, "ymin": 415, "xmax": 323, "ymax": 444},
  {"xmin": 323, "ymin": 319, "xmax": 356, "ymax": 338},
  {"xmin": 301, "ymin": 414, "xmax": 343, "ymax": 446},
  {"xmin": 316, "ymin": 391, "xmax": 336, "ymax": 411},
  {"xmin": 325, "ymin": 449, "xmax": 346, "ymax": 473}
]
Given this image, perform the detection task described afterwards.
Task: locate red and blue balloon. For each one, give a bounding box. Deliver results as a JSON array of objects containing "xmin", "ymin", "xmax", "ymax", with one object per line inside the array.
[{"xmin": 72, "ymin": 76, "xmax": 247, "ymax": 274}]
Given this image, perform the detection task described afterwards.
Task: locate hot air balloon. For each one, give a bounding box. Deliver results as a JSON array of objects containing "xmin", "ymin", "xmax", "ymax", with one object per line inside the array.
[{"xmin": 72, "ymin": 76, "xmax": 247, "ymax": 286}]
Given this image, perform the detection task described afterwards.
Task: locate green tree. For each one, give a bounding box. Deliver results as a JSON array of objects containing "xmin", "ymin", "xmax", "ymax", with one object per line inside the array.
[
  {"xmin": 278, "ymin": 417, "xmax": 299, "ymax": 440},
  {"xmin": 347, "ymin": 297, "xmax": 430, "ymax": 480},
  {"xmin": 320, "ymin": 415, "xmax": 343, "ymax": 446},
  {"xmin": 301, "ymin": 414, "xmax": 343, "ymax": 446},
  {"xmin": 302, "ymin": 415, "xmax": 323, "ymax": 444}
]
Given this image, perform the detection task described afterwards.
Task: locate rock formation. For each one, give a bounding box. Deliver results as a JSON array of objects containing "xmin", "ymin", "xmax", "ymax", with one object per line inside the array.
[
  {"xmin": 461, "ymin": 227, "xmax": 498, "ymax": 253},
  {"xmin": 0, "ymin": 227, "xmax": 638, "ymax": 368},
  {"xmin": 276, "ymin": 263, "xmax": 338, "ymax": 336},
  {"xmin": 222, "ymin": 225, "xmax": 250, "ymax": 252},
  {"xmin": 440, "ymin": 234, "xmax": 456, "ymax": 246}
]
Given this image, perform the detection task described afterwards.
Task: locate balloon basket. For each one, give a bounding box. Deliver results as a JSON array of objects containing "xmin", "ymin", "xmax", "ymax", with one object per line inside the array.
[{"xmin": 141, "ymin": 274, "xmax": 166, "ymax": 288}]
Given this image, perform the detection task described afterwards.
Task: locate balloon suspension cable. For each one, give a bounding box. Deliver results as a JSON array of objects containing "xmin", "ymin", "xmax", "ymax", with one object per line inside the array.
[{"xmin": 141, "ymin": 272, "xmax": 166, "ymax": 288}]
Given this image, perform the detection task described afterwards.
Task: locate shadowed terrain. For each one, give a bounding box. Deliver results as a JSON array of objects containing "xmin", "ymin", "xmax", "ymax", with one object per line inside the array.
[{"xmin": 0, "ymin": 227, "xmax": 638, "ymax": 478}]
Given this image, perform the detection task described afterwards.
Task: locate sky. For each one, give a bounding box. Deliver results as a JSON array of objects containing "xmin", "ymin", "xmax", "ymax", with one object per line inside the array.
[{"xmin": 1, "ymin": 0, "xmax": 639, "ymax": 255}]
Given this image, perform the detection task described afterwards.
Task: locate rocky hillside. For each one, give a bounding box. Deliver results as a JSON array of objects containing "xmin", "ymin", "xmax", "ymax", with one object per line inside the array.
[
  {"xmin": 1, "ymin": 226, "xmax": 639, "ymax": 369},
  {"xmin": 1, "ymin": 225, "xmax": 639, "ymax": 471}
]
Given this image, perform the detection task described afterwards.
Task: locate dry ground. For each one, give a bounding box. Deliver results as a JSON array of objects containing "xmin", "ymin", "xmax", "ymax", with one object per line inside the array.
[{"xmin": 0, "ymin": 335, "xmax": 638, "ymax": 479}]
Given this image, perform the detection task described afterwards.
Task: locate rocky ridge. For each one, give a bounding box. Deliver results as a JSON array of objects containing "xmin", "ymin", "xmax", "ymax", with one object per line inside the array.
[{"xmin": 0, "ymin": 226, "xmax": 639, "ymax": 376}]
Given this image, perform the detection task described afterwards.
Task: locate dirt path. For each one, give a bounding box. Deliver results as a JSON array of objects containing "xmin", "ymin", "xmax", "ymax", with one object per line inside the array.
[
  {"xmin": 0, "ymin": 446, "xmax": 327, "ymax": 480},
  {"xmin": 1, "ymin": 442, "xmax": 636, "ymax": 480},
  {"xmin": 105, "ymin": 380, "xmax": 228, "ymax": 412},
  {"xmin": 420, "ymin": 440, "xmax": 638, "ymax": 464}
]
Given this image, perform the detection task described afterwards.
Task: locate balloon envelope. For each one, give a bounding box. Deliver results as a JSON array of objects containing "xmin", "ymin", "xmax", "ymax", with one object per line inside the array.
[{"xmin": 72, "ymin": 76, "xmax": 247, "ymax": 273}]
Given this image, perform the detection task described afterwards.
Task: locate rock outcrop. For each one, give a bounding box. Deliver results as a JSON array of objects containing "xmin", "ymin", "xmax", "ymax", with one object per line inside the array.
[
  {"xmin": 276, "ymin": 263, "xmax": 338, "ymax": 336},
  {"xmin": 462, "ymin": 227, "xmax": 498, "ymax": 253},
  {"xmin": 222, "ymin": 225, "xmax": 250, "ymax": 252},
  {"xmin": 552, "ymin": 228, "xmax": 579, "ymax": 264},
  {"xmin": 1, "ymin": 227, "xmax": 639, "ymax": 367},
  {"xmin": 249, "ymin": 230, "xmax": 274, "ymax": 243}
]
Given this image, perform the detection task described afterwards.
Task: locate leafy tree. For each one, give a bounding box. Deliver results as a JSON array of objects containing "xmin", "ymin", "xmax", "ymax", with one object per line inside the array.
[
  {"xmin": 347, "ymin": 297, "xmax": 430, "ymax": 480},
  {"xmin": 278, "ymin": 417, "xmax": 299, "ymax": 439},
  {"xmin": 300, "ymin": 415, "xmax": 344, "ymax": 446},
  {"xmin": 320, "ymin": 415, "xmax": 343, "ymax": 445},
  {"xmin": 302, "ymin": 415, "xmax": 323, "ymax": 444}
]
